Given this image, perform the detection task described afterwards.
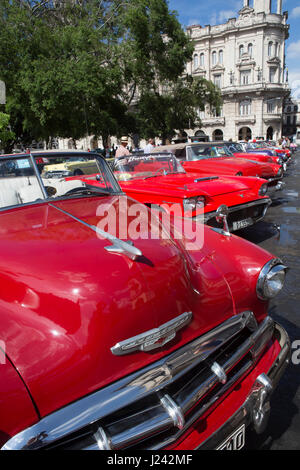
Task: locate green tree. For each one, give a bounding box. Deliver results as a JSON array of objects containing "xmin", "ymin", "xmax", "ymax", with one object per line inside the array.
[
  {"xmin": 0, "ymin": 113, "xmax": 15, "ymax": 152},
  {"xmin": 0, "ymin": 0, "xmax": 222, "ymax": 148}
]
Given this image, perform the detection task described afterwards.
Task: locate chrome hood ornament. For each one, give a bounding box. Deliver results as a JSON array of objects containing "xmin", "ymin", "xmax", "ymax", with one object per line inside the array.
[
  {"xmin": 111, "ymin": 312, "xmax": 193, "ymax": 355},
  {"xmin": 49, "ymin": 204, "xmax": 142, "ymax": 261}
]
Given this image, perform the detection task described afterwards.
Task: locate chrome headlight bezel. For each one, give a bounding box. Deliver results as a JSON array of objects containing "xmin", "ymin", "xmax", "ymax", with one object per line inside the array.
[
  {"xmin": 183, "ymin": 196, "xmax": 205, "ymax": 212},
  {"xmin": 259, "ymin": 183, "xmax": 268, "ymax": 196},
  {"xmin": 276, "ymin": 168, "xmax": 283, "ymax": 177},
  {"xmin": 256, "ymin": 258, "xmax": 288, "ymax": 300}
]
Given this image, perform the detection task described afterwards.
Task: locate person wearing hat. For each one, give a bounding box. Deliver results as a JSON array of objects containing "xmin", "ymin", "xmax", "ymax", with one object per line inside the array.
[{"xmin": 115, "ymin": 136, "xmax": 130, "ymax": 158}]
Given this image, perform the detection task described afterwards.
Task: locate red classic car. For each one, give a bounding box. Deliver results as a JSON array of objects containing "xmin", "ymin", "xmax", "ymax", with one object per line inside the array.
[
  {"xmin": 152, "ymin": 143, "xmax": 284, "ymax": 189},
  {"xmin": 0, "ymin": 151, "xmax": 290, "ymax": 451},
  {"xmin": 242, "ymin": 141, "xmax": 291, "ymax": 160},
  {"xmin": 219, "ymin": 142, "xmax": 287, "ymax": 168},
  {"xmin": 87, "ymin": 152, "xmax": 272, "ymax": 232}
]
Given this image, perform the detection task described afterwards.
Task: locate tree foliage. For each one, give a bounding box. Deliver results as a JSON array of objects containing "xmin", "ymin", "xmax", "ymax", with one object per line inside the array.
[
  {"xmin": 0, "ymin": 113, "xmax": 15, "ymax": 150},
  {"xmin": 0, "ymin": 0, "xmax": 221, "ymax": 149}
]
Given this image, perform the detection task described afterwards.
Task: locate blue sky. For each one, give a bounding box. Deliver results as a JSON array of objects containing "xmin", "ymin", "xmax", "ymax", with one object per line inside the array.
[{"xmin": 168, "ymin": 0, "xmax": 300, "ymax": 96}]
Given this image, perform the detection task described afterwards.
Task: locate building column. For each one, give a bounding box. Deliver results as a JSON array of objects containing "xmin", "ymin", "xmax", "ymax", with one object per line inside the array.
[
  {"xmin": 243, "ymin": 0, "xmax": 249, "ymax": 6},
  {"xmin": 277, "ymin": 0, "xmax": 282, "ymax": 15}
]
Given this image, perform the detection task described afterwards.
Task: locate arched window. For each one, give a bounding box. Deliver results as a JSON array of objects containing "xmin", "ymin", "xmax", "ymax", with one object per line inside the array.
[
  {"xmin": 213, "ymin": 129, "xmax": 224, "ymax": 141},
  {"xmin": 268, "ymin": 41, "xmax": 273, "ymax": 57},
  {"xmin": 218, "ymin": 50, "xmax": 223, "ymax": 64},
  {"xmin": 248, "ymin": 43, "xmax": 253, "ymax": 57},
  {"xmin": 194, "ymin": 54, "xmax": 199, "ymax": 69},
  {"xmin": 200, "ymin": 53, "xmax": 204, "ymax": 67},
  {"xmin": 212, "ymin": 51, "xmax": 217, "ymax": 65},
  {"xmin": 239, "ymin": 44, "xmax": 244, "ymax": 57},
  {"xmin": 274, "ymin": 42, "xmax": 279, "ymax": 57}
]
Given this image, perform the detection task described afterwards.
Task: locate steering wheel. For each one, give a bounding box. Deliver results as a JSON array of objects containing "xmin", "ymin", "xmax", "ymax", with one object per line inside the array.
[
  {"xmin": 45, "ymin": 186, "xmax": 57, "ymax": 197},
  {"xmin": 152, "ymin": 167, "xmax": 169, "ymax": 176}
]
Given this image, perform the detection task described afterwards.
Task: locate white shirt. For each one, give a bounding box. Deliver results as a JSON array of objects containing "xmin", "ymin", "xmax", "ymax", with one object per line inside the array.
[{"xmin": 144, "ymin": 143, "xmax": 154, "ymax": 154}]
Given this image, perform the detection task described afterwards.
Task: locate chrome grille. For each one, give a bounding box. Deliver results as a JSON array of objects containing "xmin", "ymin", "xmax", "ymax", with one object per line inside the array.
[{"xmin": 2, "ymin": 312, "xmax": 275, "ymax": 451}]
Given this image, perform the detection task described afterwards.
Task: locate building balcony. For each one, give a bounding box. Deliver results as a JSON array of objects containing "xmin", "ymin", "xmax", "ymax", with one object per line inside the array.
[
  {"xmin": 201, "ymin": 117, "xmax": 225, "ymax": 126},
  {"xmin": 263, "ymin": 114, "xmax": 282, "ymax": 123},
  {"xmin": 235, "ymin": 115, "xmax": 256, "ymax": 124},
  {"xmin": 222, "ymin": 82, "xmax": 289, "ymax": 97}
]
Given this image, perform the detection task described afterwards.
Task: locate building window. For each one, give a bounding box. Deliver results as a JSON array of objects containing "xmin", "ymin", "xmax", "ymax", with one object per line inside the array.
[
  {"xmin": 213, "ymin": 74, "xmax": 222, "ymax": 88},
  {"xmin": 219, "ymin": 50, "xmax": 223, "ymax": 64},
  {"xmin": 240, "ymin": 100, "xmax": 251, "ymax": 116},
  {"xmin": 240, "ymin": 69, "xmax": 251, "ymax": 85},
  {"xmin": 194, "ymin": 54, "xmax": 199, "ymax": 69},
  {"xmin": 212, "ymin": 51, "xmax": 217, "ymax": 65},
  {"xmin": 248, "ymin": 43, "xmax": 253, "ymax": 57},
  {"xmin": 269, "ymin": 67, "xmax": 277, "ymax": 83},
  {"xmin": 268, "ymin": 41, "xmax": 273, "ymax": 57},
  {"xmin": 200, "ymin": 53, "xmax": 204, "ymax": 67},
  {"xmin": 274, "ymin": 42, "xmax": 279, "ymax": 57},
  {"xmin": 198, "ymin": 109, "xmax": 205, "ymax": 119},
  {"xmin": 212, "ymin": 106, "xmax": 223, "ymax": 117},
  {"xmin": 267, "ymin": 100, "xmax": 276, "ymax": 114},
  {"xmin": 239, "ymin": 44, "xmax": 244, "ymax": 57}
]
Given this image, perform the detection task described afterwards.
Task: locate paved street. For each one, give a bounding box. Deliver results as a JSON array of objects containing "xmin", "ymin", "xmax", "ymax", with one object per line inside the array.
[{"xmin": 239, "ymin": 151, "xmax": 300, "ymax": 449}]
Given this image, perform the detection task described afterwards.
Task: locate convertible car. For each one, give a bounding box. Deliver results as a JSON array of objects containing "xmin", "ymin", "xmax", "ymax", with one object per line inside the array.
[
  {"xmin": 0, "ymin": 150, "xmax": 290, "ymax": 451},
  {"xmin": 218, "ymin": 142, "xmax": 288, "ymax": 168},
  {"xmin": 152, "ymin": 143, "xmax": 284, "ymax": 189},
  {"xmin": 87, "ymin": 152, "xmax": 272, "ymax": 232},
  {"xmin": 240, "ymin": 141, "xmax": 291, "ymax": 160}
]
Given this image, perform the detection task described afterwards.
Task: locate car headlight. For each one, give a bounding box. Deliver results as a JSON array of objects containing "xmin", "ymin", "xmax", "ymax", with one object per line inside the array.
[
  {"xmin": 235, "ymin": 171, "xmax": 243, "ymax": 176},
  {"xmin": 183, "ymin": 196, "xmax": 205, "ymax": 212},
  {"xmin": 256, "ymin": 259, "xmax": 288, "ymax": 300},
  {"xmin": 277, "ymin": 168, "xmax": 283, "ymax": 177},
  {"xmin": 259, "ymin": 183, "xmax": 268, "ymax": 195}
]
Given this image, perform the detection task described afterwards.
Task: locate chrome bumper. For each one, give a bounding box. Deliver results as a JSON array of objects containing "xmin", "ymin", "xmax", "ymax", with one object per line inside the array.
[
  {"xmin": 197, "ymin": 322, "xmax": 291, "ymax": 449},
  {"xmin": 194, "ymin": 199, "xmax": 271, "ymax": 227}
]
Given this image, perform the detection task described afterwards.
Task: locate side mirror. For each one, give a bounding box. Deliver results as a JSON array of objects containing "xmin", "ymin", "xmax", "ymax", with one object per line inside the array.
[{"xmin": 216, "ymin": 204, "xmax": 230, "ymax": 236}]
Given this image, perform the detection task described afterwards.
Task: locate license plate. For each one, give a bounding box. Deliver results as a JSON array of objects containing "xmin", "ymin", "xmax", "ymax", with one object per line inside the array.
[
  {"xmin": 216, "ymin": 424, "xmax": 245, "ymax": 450},
  {"xmin": 232, "ymin": 218, "xmax": 253, "ymax": 230}
]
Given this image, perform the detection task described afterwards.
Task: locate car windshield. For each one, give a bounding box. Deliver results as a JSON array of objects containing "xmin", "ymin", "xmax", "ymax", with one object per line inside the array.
[
  {"xmin": 186, "ymin": 145, "xmax": 233, "ymax": 160},
  {"xmin": 113, "ymin": 153, "xmax": 185, "ymax": 181},
  {"xmin": 227, "ymin": 143, "xmax": 243, "ymax": 153},
  {"xmin": 0, "ymin": 153, "xmax": 121, "ymax": 211}
]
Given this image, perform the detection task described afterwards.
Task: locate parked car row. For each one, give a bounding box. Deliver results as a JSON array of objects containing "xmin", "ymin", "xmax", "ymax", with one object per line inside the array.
[{"xmin": 0, "ymin": 145, "xmax": 293, "ymax": 451}]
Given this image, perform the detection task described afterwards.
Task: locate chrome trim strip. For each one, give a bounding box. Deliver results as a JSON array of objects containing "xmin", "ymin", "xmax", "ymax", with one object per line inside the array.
[
  {"xmin": 192, "ymin": 198, "xmax": 271, "ymax": 224},
  {"xmin": 49, "ymin": 203, "xmax": 142, "ymax": 261},
  {"xmin": 93, "ymin": 427, "xmax": 112, "ymax": 451},
  {"xmin": 160, "ymin": 394, "xmax": 185, "ymax": 430},
  {"xmin": 29, "ymin": 153, "xmax": 49, "ymax": 199},
  {"xmin": 1, "ymin": 312, "xmax": 269, "ymax": 451},
  {"xmin": 211, "ymin": 362, "xmax": 227, "ymax": 384}
]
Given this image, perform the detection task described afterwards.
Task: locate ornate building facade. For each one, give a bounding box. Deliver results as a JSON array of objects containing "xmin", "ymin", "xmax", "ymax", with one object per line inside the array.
[
  {"xmin": 185, "ymin": 0, "xmax": 290, "ymax": 142},
  {"xmin": 282, "ymin": 96, "xmax": 300, "ymax": 138}
]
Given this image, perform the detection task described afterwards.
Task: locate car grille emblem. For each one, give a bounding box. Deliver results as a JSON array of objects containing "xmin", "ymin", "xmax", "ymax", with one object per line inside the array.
[{"xmin": 111, "ymin": 312, "xmax": 193, "ymax": 355}]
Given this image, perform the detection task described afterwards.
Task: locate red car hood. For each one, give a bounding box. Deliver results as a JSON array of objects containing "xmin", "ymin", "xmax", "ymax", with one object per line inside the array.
[
  {"xmin": 118, "ymin": 173, "xmax": 261, "ymax": 198},
  {"xmin": 0, "ymin": 196, "xmax": 235, "ymax": 417}
]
